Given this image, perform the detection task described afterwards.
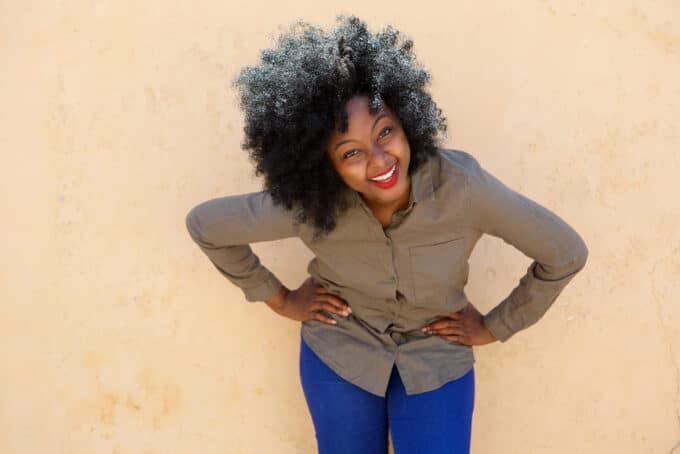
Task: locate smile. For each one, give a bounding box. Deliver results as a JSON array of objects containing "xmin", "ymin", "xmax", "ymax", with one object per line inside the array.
[
  {"xmin": 368, "ymin": 163, "xmax": 399, "ymax": 189},
  {"xmin": 368, "ymin": 163, "xmax": 397, "ymax": 182}
]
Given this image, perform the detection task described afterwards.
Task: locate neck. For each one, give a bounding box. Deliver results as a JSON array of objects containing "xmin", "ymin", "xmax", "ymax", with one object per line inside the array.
[{"xmin": 361, "ymin": 177, "xmax": 412, "ymax": 218}]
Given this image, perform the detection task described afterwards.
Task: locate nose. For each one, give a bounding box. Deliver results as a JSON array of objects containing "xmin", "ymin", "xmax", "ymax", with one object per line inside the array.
[{"xmin": 368, "ymin": 145, "xmax": 393, "ymax": 170}]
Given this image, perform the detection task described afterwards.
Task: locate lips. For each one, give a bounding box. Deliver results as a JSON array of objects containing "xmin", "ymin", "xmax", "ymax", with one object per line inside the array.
[
  {"xmin": 369, "ymin": 163, "xmax": 399, "ymax": 189},
  {"xmin": 368, "ymin": 162, "xmax": 397, "ymax": 181}
]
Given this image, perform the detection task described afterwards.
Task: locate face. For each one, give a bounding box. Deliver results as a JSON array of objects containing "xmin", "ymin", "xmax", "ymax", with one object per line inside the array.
[{"xmin": 326, "ymin": 95, "xmax": 411, "ymax": 214}]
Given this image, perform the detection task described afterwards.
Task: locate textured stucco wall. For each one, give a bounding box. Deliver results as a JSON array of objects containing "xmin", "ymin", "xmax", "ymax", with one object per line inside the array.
[{"xmin": 2, "ymin": 1, "xmax": 679, "ymax": 453}]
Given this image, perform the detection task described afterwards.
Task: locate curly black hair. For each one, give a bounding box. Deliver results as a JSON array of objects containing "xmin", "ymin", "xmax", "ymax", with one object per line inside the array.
[{"xmin": 231, "ymin": 14, "xmax": 448, "ymax": 239}]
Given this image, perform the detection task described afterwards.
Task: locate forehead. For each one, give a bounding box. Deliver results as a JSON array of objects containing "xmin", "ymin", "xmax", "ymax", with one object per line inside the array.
[
  {"xmin": 343, "ymin": 95, "xmax": 390, "ymax": 118},
  {"xmin": 334, "ymin": 96, "xmax": 393, "ymax": 135}
]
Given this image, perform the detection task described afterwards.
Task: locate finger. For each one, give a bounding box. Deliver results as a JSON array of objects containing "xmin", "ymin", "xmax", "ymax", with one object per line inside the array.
[
  {"xmin": 429, "ymin": 324, "xmax": 464, "ymax": 336},
  {"xmin": 316, "ymin": 294, "xmax": 351, "ymax": 313},
  {"xmin": 442, "ymin": 334, "xmax": 466, "ymax": 344},
  {"xmin": 312, "ymin": 312, "xmax": 337, "ymax": 325},
  {"xmin": 318, "ymin": 301, "xmax": 351, "ymax": 317},
  {"xmin": 426, "ymin": 318, "xmax": 458, "ymax": 330},
  {"xmin": 315, "ymin": 287, "xmax": 351, "ymax": 308}
]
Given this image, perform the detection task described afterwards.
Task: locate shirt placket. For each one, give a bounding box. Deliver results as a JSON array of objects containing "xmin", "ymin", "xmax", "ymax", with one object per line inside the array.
[{"xmin": 356, "ymin": 194, "xmax": 417, "ymax": 344}]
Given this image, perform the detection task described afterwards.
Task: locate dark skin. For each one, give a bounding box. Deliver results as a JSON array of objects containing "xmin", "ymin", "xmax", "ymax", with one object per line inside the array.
[
  {"xmin": 266, "ymin": 276, "xmax": 351, "ymax": 325},
  {"xmin": 266, "ymin": 94, "xmax": 497, "ymax": 346},
  {"xmin": 421, "ymin": 302, "xmax": 497, "ymax": 346}
]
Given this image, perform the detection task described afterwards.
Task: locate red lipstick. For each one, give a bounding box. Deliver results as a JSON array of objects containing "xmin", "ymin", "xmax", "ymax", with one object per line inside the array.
[{"xmin": 369, "ymin": 164, "xmax": 399, "ymax": 189}]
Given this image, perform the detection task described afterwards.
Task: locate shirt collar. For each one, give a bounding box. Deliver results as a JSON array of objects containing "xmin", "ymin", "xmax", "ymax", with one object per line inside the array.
[{"xmin": 410, "ymin": 153, "xmax": 435, "ymax": 203}]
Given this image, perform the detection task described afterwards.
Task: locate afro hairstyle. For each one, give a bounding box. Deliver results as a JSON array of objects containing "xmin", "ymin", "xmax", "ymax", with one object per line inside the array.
[{"xmin": 231, "ymin": 14, "xmax": 448, "ymax": 239}]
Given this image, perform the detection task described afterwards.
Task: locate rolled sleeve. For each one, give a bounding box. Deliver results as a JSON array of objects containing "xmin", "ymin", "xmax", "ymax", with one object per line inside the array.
[
  {"xmin": 185, "ymin": 190, "xmax": 299, "ymax": 303},
  {"xmin": 465, "ymin": 155, "xmax": 589, "ymax": 342}
]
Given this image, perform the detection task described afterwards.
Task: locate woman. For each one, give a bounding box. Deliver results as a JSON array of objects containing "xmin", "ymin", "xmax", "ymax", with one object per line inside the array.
[{"xmin": 185, "ymin": 15, "xmax": 588, "ymax": 454}]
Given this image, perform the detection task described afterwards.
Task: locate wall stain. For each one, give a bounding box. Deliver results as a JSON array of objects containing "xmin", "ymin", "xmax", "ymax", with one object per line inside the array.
[
  {"xmin": 598, "ymin": 6, "xmax": 680, "ymax": 55},
  {"xmin": 650, "ymin": 242, "xmax": 680, "ymax": 435},
  {"xmin": 68, "ymin": 362, "xmax": 184, "ymax": 433}
]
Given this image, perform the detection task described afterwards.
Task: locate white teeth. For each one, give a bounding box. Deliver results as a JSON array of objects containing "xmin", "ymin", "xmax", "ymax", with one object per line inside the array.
[{"xmin": 369, "ymin": 164, "xmax": 396, "ymax": 182}]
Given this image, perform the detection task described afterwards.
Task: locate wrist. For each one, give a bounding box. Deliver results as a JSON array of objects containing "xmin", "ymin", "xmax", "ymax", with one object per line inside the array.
[
  {"xmin": 480, "ymin": 316, "xmax": 499, "ymax": 342},
  {"xmin": 265, "ymin": 285, "xmax": 290, "ymax": 311}
]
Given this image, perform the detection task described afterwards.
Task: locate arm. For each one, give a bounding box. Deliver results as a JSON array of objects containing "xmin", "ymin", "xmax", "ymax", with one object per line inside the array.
[
  {"xmin": 465, "ymin": 155, "xmax": 589, "ymax": 343},
  {"xmin": 185, "ymin": 190, "xmax": 299, "ymax": 303}
]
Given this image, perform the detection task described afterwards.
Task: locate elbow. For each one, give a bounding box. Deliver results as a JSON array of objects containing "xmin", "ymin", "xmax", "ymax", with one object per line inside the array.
[
  {"xmin": 535, "ymin": 234, "xmax": 588, "ymax": 281},
  {"xmin": 185, "ymin": 206, "xmax": 206, "ymax": 245},
  {"xmin": 185, "ymin": 203, "xmax": 233, "ymax": 249},
  {"xmin": 572, "ymin": 234, "xmax": 589, "ymax": 272},
  {"xmin": 552, "ymin": 234, "xmax": 588, "ymax": 280}
]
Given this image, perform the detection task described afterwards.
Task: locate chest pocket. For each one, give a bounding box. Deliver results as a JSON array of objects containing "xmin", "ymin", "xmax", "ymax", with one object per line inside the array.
[{"xmin": 408, "ymin": 236, "xmax": 467, "ymax": 308}]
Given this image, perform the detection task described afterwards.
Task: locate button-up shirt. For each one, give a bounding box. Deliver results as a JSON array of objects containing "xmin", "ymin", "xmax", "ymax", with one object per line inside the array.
[{"xmin": 185, "ymin": 148, "xmax": 589, "ymax": 397}]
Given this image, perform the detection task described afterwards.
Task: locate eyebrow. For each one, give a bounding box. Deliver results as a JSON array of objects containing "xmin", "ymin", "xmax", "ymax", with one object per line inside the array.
[{"xmin": 333, "ymin": 113, "xmax": 388, "ymax": 151}]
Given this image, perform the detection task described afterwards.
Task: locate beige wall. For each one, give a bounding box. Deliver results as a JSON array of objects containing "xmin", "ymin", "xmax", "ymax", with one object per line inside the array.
[{"xmin": 2, "ymin": 1, "xmax": 679, "ymax": 453}]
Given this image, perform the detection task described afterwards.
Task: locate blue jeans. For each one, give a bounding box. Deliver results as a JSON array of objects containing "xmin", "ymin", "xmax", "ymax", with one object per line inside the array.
[{"xmin": 299, "ymin": 332, "xmax": 475, "ymax": 454}]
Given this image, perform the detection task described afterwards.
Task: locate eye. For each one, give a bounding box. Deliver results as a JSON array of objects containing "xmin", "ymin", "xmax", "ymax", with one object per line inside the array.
[
  {"xmin": 379, "ymin": 126, "xmax": 393, "ymax": 139},
  {"xmin": 340, "ymin": 127, "xmax": 392, "ymax": 160},
  {"xmin": 343, "ymin": 149, "xmax": 360, "ymax": 159}
]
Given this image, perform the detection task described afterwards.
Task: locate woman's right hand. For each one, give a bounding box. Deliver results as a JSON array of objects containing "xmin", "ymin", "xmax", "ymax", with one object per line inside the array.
[{"xmin": 266, "ymin": 276, "xmax": 352, "ymax": 325}]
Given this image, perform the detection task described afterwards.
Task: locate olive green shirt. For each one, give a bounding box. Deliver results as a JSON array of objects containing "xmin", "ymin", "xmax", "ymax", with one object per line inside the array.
[{"xmin": 185, "ymin": 148, "xmax": 589, "ymax": 397}]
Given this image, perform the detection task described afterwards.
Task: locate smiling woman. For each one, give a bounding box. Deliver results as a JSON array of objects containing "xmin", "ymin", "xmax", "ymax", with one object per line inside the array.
[
  {"xmin": 185, "ymin": 13, "xmax": 588, "ymax": 454},
  {"xmin": 230, "ymin": 15, "xmax": 447, "ymax": 240},
  {"xmin": 325, "ymin": 94, "xmax": 412, "ymax": 227}
]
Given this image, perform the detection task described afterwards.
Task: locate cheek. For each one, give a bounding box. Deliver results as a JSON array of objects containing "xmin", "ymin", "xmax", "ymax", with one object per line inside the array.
[
  {"xmin": 393, "ymin": 133, "xmax": 410, "ymax": 155},
  {"xmin": 395, "ymin": 143, "xmax": 411, "ymax": 163},
  {"xmin": 336, "ymin": 165, "xmax": 366, "ymax": 188}
]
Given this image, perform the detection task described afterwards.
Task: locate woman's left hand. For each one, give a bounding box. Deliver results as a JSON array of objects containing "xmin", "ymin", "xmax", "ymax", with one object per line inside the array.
[{"xmin": 421, "ymin": 302, "xmax": 498, "ymax": 346}]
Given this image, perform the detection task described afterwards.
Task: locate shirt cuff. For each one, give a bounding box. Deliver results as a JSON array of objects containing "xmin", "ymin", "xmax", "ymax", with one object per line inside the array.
[
  {"xmin": 241, "ymin": 271, "xmax": 285, "ymax": 303},
  {"xmin": 482, "ymin": 260, "xmax": 585, "ymax": 343}
]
